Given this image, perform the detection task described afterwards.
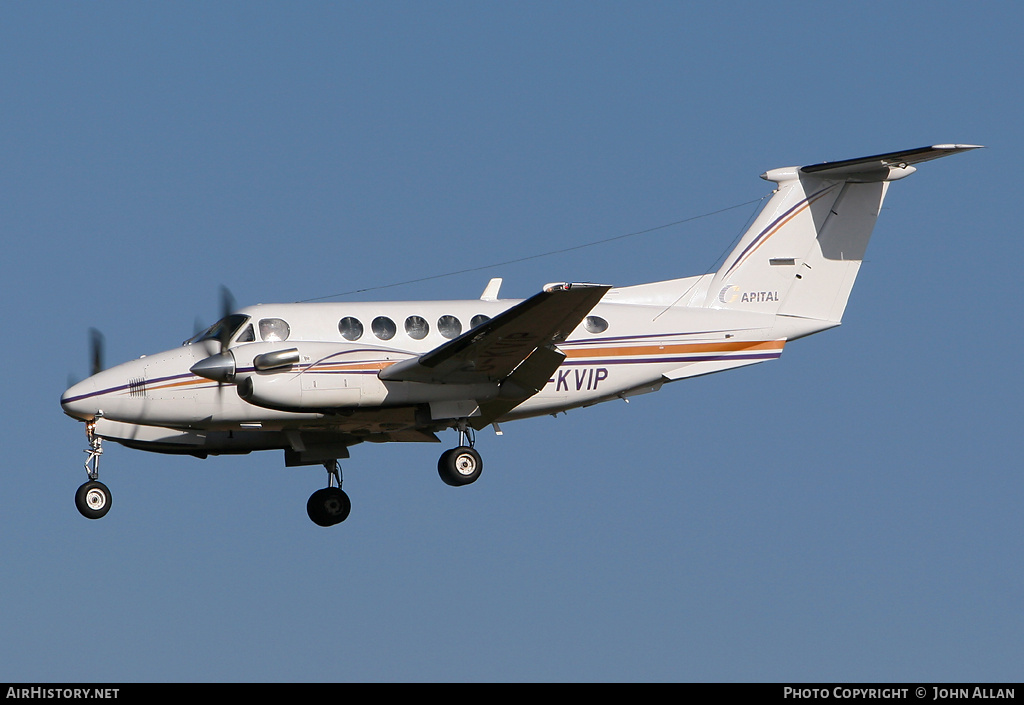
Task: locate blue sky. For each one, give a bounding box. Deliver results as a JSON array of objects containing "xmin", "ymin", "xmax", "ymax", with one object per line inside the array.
[{"xmin": 2, "ymin": 2, "xmax": 1020, "ymax": 682}]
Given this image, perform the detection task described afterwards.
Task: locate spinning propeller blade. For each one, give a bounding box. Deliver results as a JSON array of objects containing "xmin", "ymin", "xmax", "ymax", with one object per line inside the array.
[
  {"xmin": 89, "ymin": 328, "xmax": 105, "ymax": 376},
  {"xmin": 219, "ymin": 285, "xmax": 236, "ymax": 321},
  {"xmin": 217, "ymin": 286, "xmax": 236, "ymax": 352}
]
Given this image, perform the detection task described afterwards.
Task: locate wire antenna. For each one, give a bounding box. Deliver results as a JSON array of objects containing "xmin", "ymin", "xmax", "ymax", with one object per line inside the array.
[{"xmin": 298, "ymin": 198, "xmax": 764, "ymax": 302}]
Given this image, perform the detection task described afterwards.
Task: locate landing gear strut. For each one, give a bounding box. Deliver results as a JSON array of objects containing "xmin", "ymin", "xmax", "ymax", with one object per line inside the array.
[
  {"xmin": 437, "ymin": 422, "xmax": 483, "ymax": 487},
  {"xmin": 75, "ymin": 421, "xmax": 112, "ymax": 520},
  {"xmin": 307, "ymin": 460, "xmax": 351, "ymax": 527}
]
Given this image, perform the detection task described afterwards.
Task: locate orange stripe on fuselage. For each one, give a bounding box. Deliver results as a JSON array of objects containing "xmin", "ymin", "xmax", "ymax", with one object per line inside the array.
[
  {"xmin": 307, "ymin": 361, "xmax": 394, "ymax": 372},
  {"xmin": 564, "ymin": 339, "xmax": 784, "ymax": 359}
]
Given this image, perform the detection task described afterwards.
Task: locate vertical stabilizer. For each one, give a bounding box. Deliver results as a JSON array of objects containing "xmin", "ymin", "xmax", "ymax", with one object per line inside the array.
[{"xmin": 705, "ymin": 144, "xmax": 980, "ymax": 327}]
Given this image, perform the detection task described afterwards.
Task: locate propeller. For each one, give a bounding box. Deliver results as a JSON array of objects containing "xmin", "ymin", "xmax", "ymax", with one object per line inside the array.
[
  {"xmin": 216, "ymin": 286, "xmax": 236, "ymax": 353},
  {"xmin": 219, "ymin": 285, "xmax": 236, "ymax": 322},
  {"xmin": 190, "ymin": 286, "xmax": 238, "ymax": 354},
  {"xmin": 89, "ymin": 328, "xmax": 105, "ymax": 376},
  {"xmin": 189, "ymin": 286, "xmax": 240, "ymax": 392},
  {"xmin": 67, "ymin": 328, "xmax": 106, "ymax": 389}
]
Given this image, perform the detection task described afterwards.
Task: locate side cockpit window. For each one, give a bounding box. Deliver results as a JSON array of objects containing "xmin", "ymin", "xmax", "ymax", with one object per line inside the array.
[{"xmin": 259, "ymin": 318, "xmax": 291, "ymax": 342}]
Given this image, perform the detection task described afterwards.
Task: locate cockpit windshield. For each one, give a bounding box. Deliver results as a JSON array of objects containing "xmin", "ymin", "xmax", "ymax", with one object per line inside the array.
[{"xmin": 184, "ymin": 314, "xmax": 251, "ymax": 347}]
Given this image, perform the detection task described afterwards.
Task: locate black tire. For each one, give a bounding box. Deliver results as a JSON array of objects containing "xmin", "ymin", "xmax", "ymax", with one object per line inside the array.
[
  {"xmin": 75, "ymin": 480, "xmax": 112, "ymax": 520},
  {"xmin": 306, "ymin": 487, "xmax": 351, "ymax": 527},
  {"xmin": 437, "ymin": 446, "xmax": 483, "ymax": 487}
]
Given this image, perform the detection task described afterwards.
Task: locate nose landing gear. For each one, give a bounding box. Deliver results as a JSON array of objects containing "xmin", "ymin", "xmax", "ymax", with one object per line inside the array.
[{"xmin": 75, "ymin": 422, "xmax": 112, "ymax": 520}]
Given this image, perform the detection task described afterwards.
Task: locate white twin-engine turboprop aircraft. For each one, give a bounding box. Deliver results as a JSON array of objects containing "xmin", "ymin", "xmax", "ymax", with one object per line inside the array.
[{"xmin": 61, "ymin": 144, "xmax": 980, "ymax": 526}]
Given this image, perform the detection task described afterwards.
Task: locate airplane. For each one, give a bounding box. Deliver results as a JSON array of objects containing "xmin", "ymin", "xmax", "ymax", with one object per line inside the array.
[{"xmin": 60, "ymin": 144, "xmax": 980, "ymax": 526}]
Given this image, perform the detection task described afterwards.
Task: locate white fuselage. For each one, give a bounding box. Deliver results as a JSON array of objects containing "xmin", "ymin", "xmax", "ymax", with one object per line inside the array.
[{"xmin": 60, "ymin": 275, "xmax": 827, "ymax": 459}]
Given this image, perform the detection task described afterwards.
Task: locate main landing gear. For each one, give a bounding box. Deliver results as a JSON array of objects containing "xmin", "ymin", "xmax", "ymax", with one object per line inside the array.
[
  {"xmin": 437, "ymin": 423, "xmax": 483, "ymax": 487},
  {"xmin": 306, "ymin": 425, "xmax": 484, "ymax": 527},
  {"xmin": 75, "ymin": 422, "xmax": 112, "ymax": 520},
  {"xmin": 306, "ymin": 461, "xmax": 352, "ymax": 527}
]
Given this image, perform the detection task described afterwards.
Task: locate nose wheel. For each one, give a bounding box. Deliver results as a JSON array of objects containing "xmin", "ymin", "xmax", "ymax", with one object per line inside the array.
[
  {"xmin": 307, "ymin": 461, "xmax": 351, "ymax": 527},
  {"xmin": 75, "ymin": 422, "xmax": 112, "ymax": 519},
  {"xmin": 76, "ymin": 480, "xmax": 112, "ymax": 519}
]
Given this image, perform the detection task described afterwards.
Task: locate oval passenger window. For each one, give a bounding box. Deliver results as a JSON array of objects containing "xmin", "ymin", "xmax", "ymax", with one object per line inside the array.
[
  {"xmin": 437, "ymin": 315, "xmax": 462, "ymax": 339},
  {"xmin": 338, "ymin": 317, "xmax": 363, "ymax": 341},
  {"xmin": 583, "ymin": 316, "xmax": 608, "ymax": 334},
  {"xmin": 405, "ymin": 315, "xmax": 429, "ymax": 340},
  {"xmin": 372, "ymin": 316, "xmax": 396, "ymax": 340}
]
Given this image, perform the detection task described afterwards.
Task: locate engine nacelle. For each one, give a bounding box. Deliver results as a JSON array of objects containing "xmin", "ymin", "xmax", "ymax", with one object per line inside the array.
[
  {"xmin": 229, "ymin": 341, "xmax": 499, "ymax": 413},
  {"xmin": 237, "ymin": 372, "xmax": 361, "ymax": 410}
]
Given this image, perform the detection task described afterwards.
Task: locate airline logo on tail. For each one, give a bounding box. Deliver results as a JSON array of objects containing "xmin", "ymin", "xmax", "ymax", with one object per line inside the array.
[{"xmin": 718, "ymin": 285, "xmax": 779, "ymax": 304}]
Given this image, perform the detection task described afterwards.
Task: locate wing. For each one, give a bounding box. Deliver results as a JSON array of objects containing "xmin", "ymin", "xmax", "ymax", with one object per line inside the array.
[{"xmin": 379, "ymin": 283, "xmax": 610, "ymax": 426}]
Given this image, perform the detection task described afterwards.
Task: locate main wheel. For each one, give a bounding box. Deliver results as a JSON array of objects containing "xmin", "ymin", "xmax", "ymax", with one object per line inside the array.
[
  {"xmin": 306, "ymin": 487, "xmax": 351, "ymax": 527},
  {"xmin": 75, "ymin": 480, "xmax": 112, "ymax": 520},
  {"xmin": 438, "ymin": 446, "xmax": 483, "ymax": 486}
]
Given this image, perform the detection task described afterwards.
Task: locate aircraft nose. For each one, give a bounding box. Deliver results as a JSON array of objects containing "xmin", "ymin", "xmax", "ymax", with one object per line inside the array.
[{"xmin": 61, "ymin": 378, "xmax": 100, "ymax": 421}]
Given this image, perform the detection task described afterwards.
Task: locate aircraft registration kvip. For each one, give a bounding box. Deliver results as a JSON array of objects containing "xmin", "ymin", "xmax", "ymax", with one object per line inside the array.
[{"xmin": 61, "ymin": 144, "xmax": 981, "ymax": 526}]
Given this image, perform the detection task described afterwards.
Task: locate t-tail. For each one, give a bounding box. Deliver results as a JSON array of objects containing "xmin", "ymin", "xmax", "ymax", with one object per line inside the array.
[{"xmin": 706, "ymin": 144, "xmax": 981, "ymax": 335}]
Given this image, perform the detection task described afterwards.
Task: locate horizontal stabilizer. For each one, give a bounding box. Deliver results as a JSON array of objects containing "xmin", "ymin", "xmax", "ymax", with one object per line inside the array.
[{"xmin": 796, "ymin": 144, "xmax": 982, "ymax": 181}]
